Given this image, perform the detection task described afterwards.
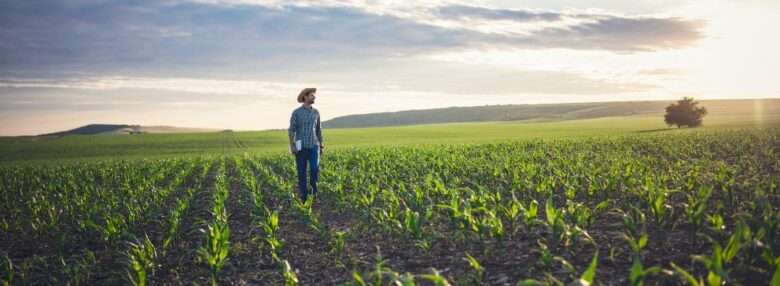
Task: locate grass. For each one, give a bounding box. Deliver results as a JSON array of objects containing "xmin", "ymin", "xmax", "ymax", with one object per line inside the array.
[{"xmin": 1, "ymin": 112, "xmax": 778, "ymax": 165}]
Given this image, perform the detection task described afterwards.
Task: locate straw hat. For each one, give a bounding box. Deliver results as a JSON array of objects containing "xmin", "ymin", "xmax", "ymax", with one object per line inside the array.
[{"xmin": 297, "ymin": 87, "xmax": 317, "ymax": 103}]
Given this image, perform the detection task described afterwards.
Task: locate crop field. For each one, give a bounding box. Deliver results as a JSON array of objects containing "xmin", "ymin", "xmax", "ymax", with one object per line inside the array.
[
  {"xmin": 2, "ymin": 111, "xmax": 780, "ymax": 164},
  {"xmin": 1, "ymin": 126, "xmax": 779, "ymax": 285}
]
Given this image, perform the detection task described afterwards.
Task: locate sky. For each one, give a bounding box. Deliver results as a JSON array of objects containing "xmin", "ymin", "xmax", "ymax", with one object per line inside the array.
[{"xmin": 1, "ymin": 0, "xmax": 778, "ymax": 135}]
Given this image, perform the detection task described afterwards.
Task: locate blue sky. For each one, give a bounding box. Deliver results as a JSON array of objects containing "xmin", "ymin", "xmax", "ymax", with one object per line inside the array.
[{"xmin": 1, "ymin": 0, "xmax": 778, "ymax": 135}]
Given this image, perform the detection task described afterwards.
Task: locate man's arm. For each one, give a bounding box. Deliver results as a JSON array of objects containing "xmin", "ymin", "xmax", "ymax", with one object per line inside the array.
[
  {"xmin": 288, "ymin": 111, "xmax": 297, "ymax": 152},
  {"xmin": 316, "ymin": 115, "xmax": 323, "ymax": 147}
]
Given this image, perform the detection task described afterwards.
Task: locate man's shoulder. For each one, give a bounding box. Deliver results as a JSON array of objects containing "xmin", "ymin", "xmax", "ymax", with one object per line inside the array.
[{"xmin": 292, "ymin": 106, "xmax": 305, "ymax": 114}]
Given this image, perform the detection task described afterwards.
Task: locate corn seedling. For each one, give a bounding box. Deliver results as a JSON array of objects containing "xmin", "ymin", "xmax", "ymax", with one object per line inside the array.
[
  {"xmin": 125, "ymin": 235, "xmax": 157, "ymax": 286},
  {"xmin": 420, "ymin": 269, "xmax": 452, "ymax": 286},
  {"xmin": 573, "ymin": 251, "xmax": 599, "ymax": 286},
  {"xmin": 629, "ymin": 258, "xmax": 661, "ymax": 286},
  {"xmin": 2, "ymin": 255, "xmax": 13, "ymax": 286},
  {"xmin": 684, "ymin": 186, "xmax": 712, "ymax": 236},
  {"xmin": 330, "ymin": 230, "xmax": 347, "ymax": 257},
  {"xmin": 771, "ymin": 256, "xmax": 780, "ymax": 286},
  {"xmin": 464, "ymin": 252, "xmax": 485, "ymax": 284},
  {"xmin": 281, "ymin": 259, "xmax": 299, "ymax": 286},
  {"xmin": 198, "ymin": 222, "xmax": 230, "ymax": 286}
]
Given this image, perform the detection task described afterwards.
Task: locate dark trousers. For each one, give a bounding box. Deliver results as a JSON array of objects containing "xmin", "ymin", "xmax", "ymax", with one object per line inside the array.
[{"xmin": 295, "ymin": 147, "xmax": 319, "ymax": 201}]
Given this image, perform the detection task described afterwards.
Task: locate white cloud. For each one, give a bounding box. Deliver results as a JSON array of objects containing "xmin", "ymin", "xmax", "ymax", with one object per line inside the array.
[
  {"xmin": 178, "ymin": 0, "xmax": 703, "ymax": 50},
  {"xmin": 0, "ymin": 77, "xmax": 312, "ymax": 97}
]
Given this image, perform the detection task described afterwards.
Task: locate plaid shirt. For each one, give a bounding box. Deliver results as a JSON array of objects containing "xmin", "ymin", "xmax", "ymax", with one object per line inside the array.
[{"xmin": 288, "ymin": 105, "xmax": 323, "ymax": 149}]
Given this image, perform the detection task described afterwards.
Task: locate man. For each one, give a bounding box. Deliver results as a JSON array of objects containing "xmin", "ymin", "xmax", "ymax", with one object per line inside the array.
[{"xmin": 288, "ymin": 87, "xmax": 324, "ymax": 202}]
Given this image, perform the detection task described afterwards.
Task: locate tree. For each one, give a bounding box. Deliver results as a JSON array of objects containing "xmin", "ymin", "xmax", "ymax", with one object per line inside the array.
[{"xmin": 664, "ymin": 97, "xmax": 708, "ymax": 128}]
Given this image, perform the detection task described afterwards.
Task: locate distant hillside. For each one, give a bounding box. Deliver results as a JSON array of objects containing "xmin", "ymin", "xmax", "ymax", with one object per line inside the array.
[
  {"xmin": 323, "ymin": 99, "xmax": 780, "ymax": 128},
  {"xmin": 41, "ymin": 124, "xmax": 222, "ymax": 136}
]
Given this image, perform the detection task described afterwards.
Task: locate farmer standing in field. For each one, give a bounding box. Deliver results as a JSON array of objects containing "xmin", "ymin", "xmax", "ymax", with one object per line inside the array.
[{"xmin": 289, "ymin": 87, "xmax": 324, "ymax": 202}]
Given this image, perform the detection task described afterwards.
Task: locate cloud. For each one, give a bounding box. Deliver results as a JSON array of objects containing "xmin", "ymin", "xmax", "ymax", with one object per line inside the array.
[
  {"xmin": 0, "ymin": 1, "xmax": 706, "ymax": 78},
  {"xmin": 636, "ymin": 68, "xmax": 684, "ymax": 76},
  {"xmin": 0, "ymin": 77, "xmax": 307, "ymax": 96},
  {"xmin": 0, "ymin": 76, "xmax": 318, "ymax": 115},
  {"xmin": 434, "ymin": 4, "xmax": 562, "ymax": 22},
  {"xmin": 420, "ymin": 5, "xmax": 705, "ymax": 51},
  {"xmin": 524, "ymin": 15, "xmax": 705, "ymax": 52}
]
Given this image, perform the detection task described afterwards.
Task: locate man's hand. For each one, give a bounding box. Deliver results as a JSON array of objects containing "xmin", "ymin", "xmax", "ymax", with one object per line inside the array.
[
  {"xmin": 319, "ymin": 144, "xmax": 325, "ymax": 154},
  {"xmin": 290, "ymin": 143, "xmax": 297, "ymax": 154}
]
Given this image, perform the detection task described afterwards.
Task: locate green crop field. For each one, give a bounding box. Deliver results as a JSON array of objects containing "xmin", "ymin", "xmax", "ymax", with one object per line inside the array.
[
  {"xmin": 1, "ymin": 114, "xmax": 780, "ymax": 285},
  {"xmin": 2, "ymin": 111, "xmax": 779, "ymax": 164}
]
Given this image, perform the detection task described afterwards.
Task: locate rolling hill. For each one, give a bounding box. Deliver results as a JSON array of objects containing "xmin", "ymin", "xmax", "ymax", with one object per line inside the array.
[
  {"xmin": 40, "ymin": 124, "xmax": 223, "ymax": 136},
  {"xmin": 322, "ymin": 98, "xmax": 780, "ymax": 128}
]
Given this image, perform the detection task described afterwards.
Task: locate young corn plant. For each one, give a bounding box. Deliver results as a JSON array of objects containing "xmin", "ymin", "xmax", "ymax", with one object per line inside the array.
[
  {"xmin": 564, "ymin": 201, "xmax": 587, "ymax": 227},
  {"xmin": 198, "ymin": 167, "xmax": 231, "ymax": 286},
  {"xmin": 281, "ymin": 259, "xmax": 299, "ymax": 286},
  {"xmin": 198, "ymin": 196, "xmax": 230, "ymax": 285},
  {"xmin": 620, "ymin": 206, "xmax": 646, "ymax": 240},
  {"xmin": 402, "ymin": 208, "xmax": 424, "ymax": 240},
  {"xmin": 536, "ymin": 240, "xmax": 554, "ymax": 269},
  {"xmin": 646, "ymin": 187, "xmax": 670, "ymax": 229},
  {"xmin": 162, "ymin": 193, "xmax": 192, "ymax": 252},
  {"xmin": 401, "ymin": 208, "xmax": 434, "ymax": 250},
  {"xmin": 464, "ymin": 253, "xmax": 485, "ymax": 284},
  {"xmin": 352, "ymin": 267, "xmax": 416, "ymax": 286},
  {"xmin": 669, "ymin": 263, "xmax": 705, "ymax": 286},
  {"xmin": 629, "ymin": 258, "xmax": 661, "ymax": 286},
  {"xmin": 574, "ymin": 251, "xmax": 599, "ymax": 286},
  {"xmin": 622, "ymin": 224, "xmax": 660, "ymax": 286},
  {"xmin": 533, "ymin": 251, "xmax": 600, "ymax": 286},
  {"xmin": 623, "ymin": 231, "xmax": 648, "ymax": 258},
  {"xmin": 486, "ymin": 211, "xmax": 505, "ymax": 240},
  {"xmin": 352, "ymin": 247, "xmax": 397, "ymax": 286},
  {"xmin": 420, "ymin": 269, "xmax": 452, "ymax": 286},
  {"xmin": 436, "ymin": 196, "xmax": 471, "ymax": 242},
  {"xmin": 545, "ymin": 199, "xmax": 570, "ymax": 248},
  {"xmin": 125, "ymin": 235, "xmax": 157, "ymax": 286},
  {"xmin": 62, "ymin": 250, "xmax": 98, "ymax": 285},
  {"xmin": 524, "ymin": 199, "xmax": 539, "ymax": 228},
  {"xmin": 2, "ymin": 255, "xmax": 13, "ymax": 286},
  {"xmin": 684, "ymin": 185, "xmax": 712, "ymax": 237},
  {"xmin": 674, "ymin": 225, "xmax": 748, "ymax": 286},
  {"xmin": 329, "ymin": 230, "xmax": 347, "ymax": 258},
  {"xmin": 102, "ymin": 215, "xmax": 127, "ymax": 244},
  {"xmin": 500, "ymin": 196, "xmax": 523, "ymax": 235},
  {"xmin": 198, "ymin": 220, "xmax": 230, "ymax": 286},
  {"xmin": 260, "ymin": 209, "xmax": 283, "ymax": 262},
  {"xmin": 771, "ymin": 256, "xmax": 780, "ymax": 286},
  {"xmin": 294, "ymin": 198, "xmax": 322, "ymax": 232}
]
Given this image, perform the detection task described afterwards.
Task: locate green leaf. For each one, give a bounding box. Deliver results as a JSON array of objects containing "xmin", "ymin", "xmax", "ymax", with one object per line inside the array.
[
  {"xmin": 517, "ymin": 279, "xmax": 547, "ymax": 286},
  {"xmin": 711, "ymin": 244, "xmax": 724, "ymax": 273},
  {"xmin": 528, "ymin": 200, "xmax": 539, "ymax": 220},
  {"xmin": 723, "ymin": 233, "xmax": 741, "ymax": 263},
  {"xmin": 706, "ymin": 271, "xmax": 721, "ymax": 286},
  {"xmin": 464, "ymin": 253, "xmax": 483, "ymax": 276},
  {"xmin": 421, "ymin": 270, "xmax": 451, "ymax": 286},
  {"xmin": 771, "ymin": 261, "xmax": 780, "ymax": 286},
  {"xmin": 670, "ymin": 262, "xmax": 701, "ymax": 286},
  {"xmin": 579, "ymin": 251, "xmax": 599, "ymax": 285},
  {"xmin": 545, "ymin": 199, "xmax": 556, "ymax": 226},
  {"xmin": 594, "ymin": 200, "xmax": 610, "ymax": 213},
  {"xmin": 395, "ymin": 273, "xmax": 416, "ymax": 286},
  {"xmin": 638, "ymin": 233, "xmax": 648, "ymax": 250},
  {"xmin": 630, "ymin": 259, "xmax": 643, "ymax": 286},
  {"xmin": 352, "ymin": 271, "xmax": 367, "ymax": 286}
]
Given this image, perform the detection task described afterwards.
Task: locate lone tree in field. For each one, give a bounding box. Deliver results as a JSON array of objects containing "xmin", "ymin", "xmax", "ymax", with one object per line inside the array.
[{"xmin": 664, "ymin": 97, "xmax": 708, "ymax": 128}]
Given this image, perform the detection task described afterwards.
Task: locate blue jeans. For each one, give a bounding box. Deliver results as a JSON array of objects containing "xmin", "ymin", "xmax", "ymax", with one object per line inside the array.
[{"xmin": 295, "ymin": 147, "xmax": 319, "ymax": 201}]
